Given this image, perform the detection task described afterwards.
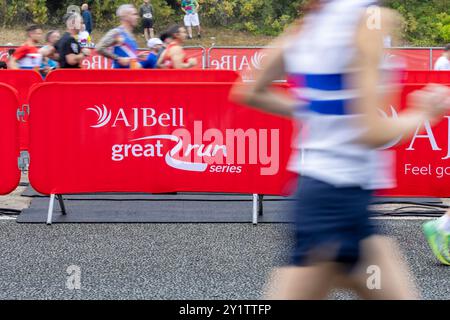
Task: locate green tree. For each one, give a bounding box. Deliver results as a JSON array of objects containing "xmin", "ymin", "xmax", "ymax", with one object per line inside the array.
[
  {"xmin": 27, "ymin": 0, "xmax": 49, "ymax": 25},
  {"xmin": 2, "ymin": 0, "xmax": 449, "ymax": 45}
]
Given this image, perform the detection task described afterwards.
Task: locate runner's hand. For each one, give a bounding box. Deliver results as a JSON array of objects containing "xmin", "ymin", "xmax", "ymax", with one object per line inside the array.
[
  {"xmin": 138, "ymin": 53, "xmax": 148, "ymax": 60},
  {"xmin": 188, "ymin": 58, "xmax": 197, "ymax": 67},
  {"xmin": 82, "ymin": 48, "xmax": 91, "ymax": 57},
  {"xmin": 408, "ymin": 84, "xmax": 450, "ymax": 123},
  {"xmin": 117, "ymin": 57, "xmax": 131, "ymax": 67}
]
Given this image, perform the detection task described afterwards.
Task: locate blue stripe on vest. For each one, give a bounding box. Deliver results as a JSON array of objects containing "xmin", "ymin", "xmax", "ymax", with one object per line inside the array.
[
  {"xmin": 308, "ymin": 99, "xmax": 348, "ymax": 115},
  {"xmin": 289, "ymin": 73, "xmax": 345, "ymax": 91}
]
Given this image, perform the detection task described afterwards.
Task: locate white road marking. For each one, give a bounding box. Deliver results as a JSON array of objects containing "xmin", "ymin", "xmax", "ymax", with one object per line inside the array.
[{"xmin": 0, "ymin": 216, "xmax": 17, "ymax": 221}]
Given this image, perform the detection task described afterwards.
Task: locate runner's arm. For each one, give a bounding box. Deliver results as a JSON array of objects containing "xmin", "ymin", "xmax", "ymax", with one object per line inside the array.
[
  {"xmin": 65, "ymin": 52, "xmax": 85, "ymax": 65},
  {"xmin": 229, "ymin": 30, "xmax": 300, "ymax": 117},
  {"xmin": 170, "ymin": 46, "xmax": 195, "ymax": 69},
  {"xmin": 65, "ymin": 45, "xmax": 87, "ymax": 65},
  {"xmin": 96, "ymin": 29, "xmax": 120, "ymax": 60},
  {"xmin": 156, "ymin": 48, "xmax": 167, "ymax": 68},
  {"xmin": 8, "ymin": 57, "xmax": 19, "ymax": 69},
  {"xmin": 353, "ymin": 8, "xmax": 450, "ymax": 148}
]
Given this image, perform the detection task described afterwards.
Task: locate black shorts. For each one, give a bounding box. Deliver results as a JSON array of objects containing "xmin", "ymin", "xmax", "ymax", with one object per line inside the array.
[
  {"xmin": 288, "ymin": 176, "xmax": 376, "ymax": 269},
  {"xmin": 143, "ymin": 18, "xmax": 153, "ymax": 29}
]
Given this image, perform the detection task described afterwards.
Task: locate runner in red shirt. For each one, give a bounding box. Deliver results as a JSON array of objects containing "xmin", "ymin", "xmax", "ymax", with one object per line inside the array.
[
  {"xmin": 158, "ymin": 25, "xmax": 197, "ymax": 69},
  {"xmin": 9, "ymin": 25, "xmax": 43, "ymax": 70}
]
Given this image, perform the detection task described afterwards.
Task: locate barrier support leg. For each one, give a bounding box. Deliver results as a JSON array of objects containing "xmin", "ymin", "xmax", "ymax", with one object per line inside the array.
[
  {"xmin": 258, "ymin": 195, "xmax": 264, "ymax": 216},
  {"xmin": 47, "ymin": 194, "xmax": 67, "ymax": 224},
  {"xmin": 47, "ymin": 194, "xmax": 55, "ymax": 225},
  {"xmin": 252, "ymin": 194, "xmax": 258, "ymax": 225},
  {"xmin": 57, "ymin": 195, "xmax": 67, "ymax": 215}
]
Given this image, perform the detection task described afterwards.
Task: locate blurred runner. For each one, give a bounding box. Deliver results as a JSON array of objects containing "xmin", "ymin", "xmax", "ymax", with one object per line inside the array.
[
  {"xmin": 423, "ymin": 211, "xmax": 450, "ymax": 265},
  {"xmin": 39, "ymin": 30, "xmax": 61, "ymax": 76},
  {"xmin": 56, "ymin": 13, "xmax": 91, "ymax": 69},
  {"xmin": 158, "ymin": 25, "xmax": 197, "ymax": 69},
  {"xmin": 9, "ymin": 25, "xmax": 43, "ymax": 70},
  {"xmin": 232, "ymin": 0, "xmax": 450, "ymax": 299},
  {"xmin": 140, "ymin": 38, "xmax": 163, "ymax": 69},
  {"xmin": 155, "ymin": 31, "xmax": 173, "ymax": 64},
  {"xmin": 96, "ymin": 4, "xmax": 140, "ymax": 69}
]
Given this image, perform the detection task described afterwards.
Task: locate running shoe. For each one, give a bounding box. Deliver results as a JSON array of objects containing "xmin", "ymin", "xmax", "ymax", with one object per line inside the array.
[{"xmin": 423, "ymin": 219, "xmax": 450, "ymax": 265}]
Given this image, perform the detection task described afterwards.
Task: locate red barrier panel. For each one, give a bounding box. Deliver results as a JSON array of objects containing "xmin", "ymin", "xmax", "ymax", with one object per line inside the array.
[
  {"xmin": 208, "ymin": 47, "xmax": 438, "ymax": 80},
  {"xmin": 46, "ymin": 69, "xmax": 240, "ymax": 82},
  {"xmin": 432, "ymin": 49, "xmax": 444, "ymax": 69},
  {"xmin": 208, "ymin": 47, "xmax": 271, "ymax": 81},
  {"xmin": 29, "ymin": 82, "xmax": 296, "ymax": 195},
  {"xmin": 385, "ymin": 48, "xmax": 432, "ymax": 70},
  {"xmin": 0, "ymin": 84, "xmax": 20, "ymax": 194},
  {"xmin": 0, "ymin": 45, "xmax": 443, "ymax": 72},
  {"xmin": 0, "ymin": 70, "xmax": 43, "ymax": 151},
  {"xmin": 378, "ymin": 83, "xmax": 450, "ymax": 197},
  {"xmin": 403, "ymin": 71, "xmax": 450, "ymax": 84}
]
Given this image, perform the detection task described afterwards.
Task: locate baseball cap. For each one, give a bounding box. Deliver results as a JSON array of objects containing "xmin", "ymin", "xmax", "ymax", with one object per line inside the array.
[{"xmin": 147, "ymin": 38, "xmax": 163, "ymax": 48}]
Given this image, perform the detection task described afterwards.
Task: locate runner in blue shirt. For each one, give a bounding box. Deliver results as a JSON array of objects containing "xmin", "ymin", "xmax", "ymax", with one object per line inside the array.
[{"xmin": 96, "ymin": 4, "xmax": 140, "ymax": 69}]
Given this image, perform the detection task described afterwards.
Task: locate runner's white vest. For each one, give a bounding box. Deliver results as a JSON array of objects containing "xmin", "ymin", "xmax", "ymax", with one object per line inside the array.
[{"xmin": 284, "ymin": 0, "xmax": 397, "ymax": 189}]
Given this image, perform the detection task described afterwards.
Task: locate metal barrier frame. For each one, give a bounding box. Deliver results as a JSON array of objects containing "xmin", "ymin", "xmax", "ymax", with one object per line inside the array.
[{"xmin": 184, "ymin": 46, "xmax": 207, "ymax": 69}]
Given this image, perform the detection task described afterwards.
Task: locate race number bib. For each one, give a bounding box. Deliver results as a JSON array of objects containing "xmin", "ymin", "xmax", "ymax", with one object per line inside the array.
[
  {"xmin": 143, "ymin": 13, "xmax": 153, "ymax": 19},
  {"xmin": 71, "ymin": 43, "xmax": 80, "ymax": 54},
  {"xmin": 21, "ymin": 53, "xmax": 43, "ymax": 68}
]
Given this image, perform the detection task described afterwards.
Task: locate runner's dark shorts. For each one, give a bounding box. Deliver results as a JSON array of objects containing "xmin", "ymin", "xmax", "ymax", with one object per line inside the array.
[
  {"xmin": 143, "ymin": 18, "xmax": 153, "ymax": 29},
  {"xmin": 289, "ymin": 176, "xmax": 376, "ymax": 268}
]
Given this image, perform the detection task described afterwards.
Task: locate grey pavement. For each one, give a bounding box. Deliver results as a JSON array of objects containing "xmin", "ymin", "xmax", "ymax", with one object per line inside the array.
[{"xmin": 0, "ymin": 220, "xmax": 448, "ymax": 300}]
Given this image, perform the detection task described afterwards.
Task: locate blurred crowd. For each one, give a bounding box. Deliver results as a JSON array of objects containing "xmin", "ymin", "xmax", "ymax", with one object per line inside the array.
[{"xmin": 0, "ymin": 2, "xmax": 200, "ymax": 76}]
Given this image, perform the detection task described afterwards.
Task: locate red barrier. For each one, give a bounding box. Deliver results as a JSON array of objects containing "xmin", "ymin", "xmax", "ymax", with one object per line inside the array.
[
  {"xmin": 46, "ymin": 69, "xmax": 240, "ymax": 82},
  {"xmin": 208, "ymin": 47, "xmax": 439, "ymax": 80},
  {"xmin": 28, "ymin": 82, "xmax": 296, "ymax": 195},
  {"xmin": 0, "ymin": 70, "xmax": 44, "ymax": 151},
  {"xmin": 403, "ymin": 71, "xmax": 450, "ymax": 84},
  {"xmin": 0, "ymin": 84, "xmax": 20, "ymax": 194},
  {"xmin": 1, "ymin": 45, "xmax": 444, "ymax": 72},
  {"xmin": 208, "ymin": 47, "xmax": 270, "ymax": 81},
  {"xmin": 432, "ymin": 49, "xmax": 444, "ymax": 69},
  {"xmin": 377, "ymin": 83, "xmax": 450, "ymax": 197},
  {"xmin": 385, "ymin": 48, "xmax": 432, "ymax": 70}
]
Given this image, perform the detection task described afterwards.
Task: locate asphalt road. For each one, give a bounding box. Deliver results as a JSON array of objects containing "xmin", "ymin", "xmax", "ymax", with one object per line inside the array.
[{"xmin": 0, "ymin": 219, "xmax": 448, "ymax": 300}]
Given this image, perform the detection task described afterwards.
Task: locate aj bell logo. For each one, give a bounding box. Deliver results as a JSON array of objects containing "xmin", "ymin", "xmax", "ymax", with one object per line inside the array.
[
  {"xmin": 0, "ymin": 50, "xmax": 10, "ymax": 61},
  {"xmin": 86, "ymin": 105, "xmax": 280, "ymax": 175},
  {"xmin": 210, "ymin": 51, "xmax": 267, "ymax": 71},
  {"xmin": 87, "ymin": 105, "xmax": 185, "ymax": 131},
  {"xmin": 88, "ymin": 105, "xmax": 112, "ymax": 128},
  {"xmin": 251, "ymin": 51, "xmax": 266, "ymax": 70},
  {"xmin": 370, "ymin": 105, "xmax": 450, "ymax": 160}
]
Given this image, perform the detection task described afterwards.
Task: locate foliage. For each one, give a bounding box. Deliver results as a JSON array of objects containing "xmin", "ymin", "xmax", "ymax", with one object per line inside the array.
[
  {"xmin": 2, "ymin": 0, "xmax": 449, "ymax": 45},
  {"xmin": 384, "ymin": 0, "xmax": 450, "ymax": 46}
]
